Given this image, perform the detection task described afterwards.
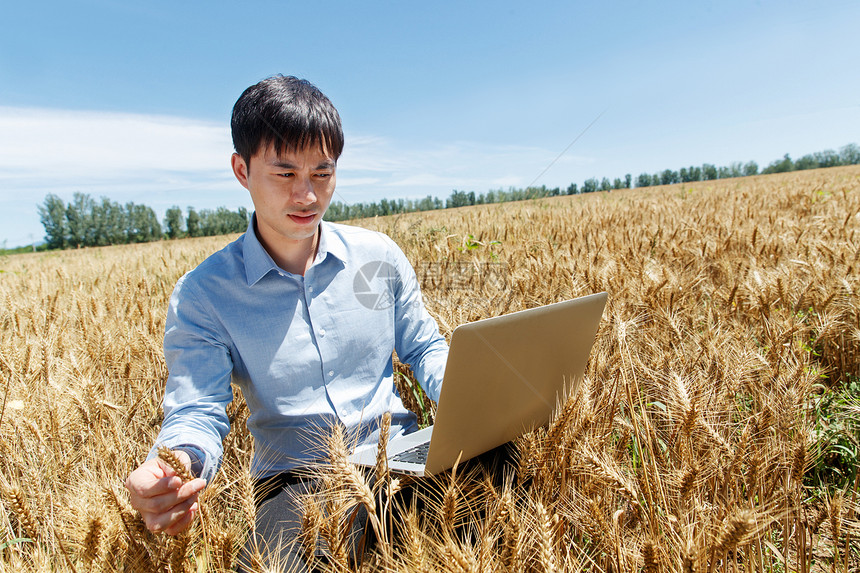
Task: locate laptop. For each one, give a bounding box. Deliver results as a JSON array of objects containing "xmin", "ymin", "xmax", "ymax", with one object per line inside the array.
[{"xmin": 349, "ymin": 291, "xmax": 608, "ymax": 476}]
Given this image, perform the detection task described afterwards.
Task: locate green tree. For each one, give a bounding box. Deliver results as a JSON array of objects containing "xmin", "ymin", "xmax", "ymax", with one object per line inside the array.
[
  {"xmin": 680, "ymin": 166, "xmax": 703, "ymax": 183},
  {"xmin": 635, "ymin": 173, "xmax": 651, "ymax": 188},
  {"xmin": 660, "ymin": 169, "xmax": 679, "ymax": 185},
  {"xmin": 186, "ymin": 207, "xmax": 201, "ymax": 237},
  {"xmin": 66, "ymin": 192, "xmax": 94, "ymax": 248},
  {"xmin": 325, "ymin": 202, "xmax": 344, "ymax": 221},
  {"xmin": 447, "ymin": 190, "xmax": 473, "ymax": 208},
  {"xmin": 141, "ymin": 206, "xmax": 162, "ymax": 242},
  {"xmin": 814, "ymin": 149, "xmax": 841, "ymax": 168},
  {"xmin": 89, "ymin": 197, "xmax": 126, "ymax": 246},
  {"xmin": 795, "ymin": 154, "xmax": 818, "ymax": 170},
  {"xmin": 164, "ymin": 206, "xmax": 185, "ymax": 239},
  {"xmin": 418, "ymin": 195, "xmax": 437, "ymax": 210},
  {"xmin": 196, "ymin": 206, "xmax": 250, "ymax": 236},
  {"xmin": 762, "ymin": 154, "xmax": 793, "ymax": 174},
  {"xmin": 688, "ymin": 166, "xmax": 702, "ymax": 181},
  {"xmin": 125, "ymin": 203, "xmax": 162, "ymax": 243},
  {"xmin": 101, "ymin": 198, "xmax": 127, "ymax": 244},
  {"xmin": 91, "ymin": 198, "xmax": 109, "ymax": 246},
  {"xmin": 237, "ymin": 206, "xmax": 249, "ymax": 229},
  {"xmin": 702, "ymin": 164, "xmax": 718, "ymax": 180},
  {"xmin": 38, "ymin": 194, "xmax": 68, "ymax": 250},
  {"xmin": 730, "ymin": 162, "xmax": 744, "ymax": 177},
  {"xmin": 840, "ymin": 143, "xmax": 860, "ymax": 165}
]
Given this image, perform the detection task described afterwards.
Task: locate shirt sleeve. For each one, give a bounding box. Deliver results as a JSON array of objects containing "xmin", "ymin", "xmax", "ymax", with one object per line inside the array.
[
  {"xmin": 146, "ymin": 274, "xmax": 234, "ymax": 483},
  {"xmin": 386, "ymin": 236, "xmax": 449, "ymax": 403}
]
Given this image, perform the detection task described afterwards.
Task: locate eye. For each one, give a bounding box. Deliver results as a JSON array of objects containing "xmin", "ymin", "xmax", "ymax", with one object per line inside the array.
[{"xmin": 278, "ymin": 172, "xmax": 294, "ymax": 178}]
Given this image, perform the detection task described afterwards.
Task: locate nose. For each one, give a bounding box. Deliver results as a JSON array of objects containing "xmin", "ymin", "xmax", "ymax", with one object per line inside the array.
[{"xmin": 292, "ymin": 176, "xmax": 317, "ymax": 205}]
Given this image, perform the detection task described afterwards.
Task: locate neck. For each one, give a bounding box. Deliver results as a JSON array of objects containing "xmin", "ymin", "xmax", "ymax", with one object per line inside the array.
[{"xmin": 255, "ymin": 220, "xmax": 320, "ymax": 276}]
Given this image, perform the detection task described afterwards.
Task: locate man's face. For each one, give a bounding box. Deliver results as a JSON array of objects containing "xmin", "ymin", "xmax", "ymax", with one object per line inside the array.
[{"xmin": 231, "ymin": 143, "xmax": 336, "ymax": 245}]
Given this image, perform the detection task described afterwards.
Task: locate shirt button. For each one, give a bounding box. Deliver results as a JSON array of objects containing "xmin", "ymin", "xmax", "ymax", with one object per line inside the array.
[
  {"xmin": 308, "ymin": 286, "xmax": 314, "ymax": 293},
  {"xmin": 319, "ymin": 328, "xmax": 326, "ymax": 337},
  {"xmin": 328, "ymin": 370, "xmax": 334, "ymax": 377}
]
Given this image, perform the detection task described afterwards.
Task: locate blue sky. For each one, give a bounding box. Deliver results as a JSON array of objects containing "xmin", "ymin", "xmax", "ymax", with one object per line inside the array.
[{"xmin": 1, "ymin": 0, "xmax": 858, "ymax": 247}]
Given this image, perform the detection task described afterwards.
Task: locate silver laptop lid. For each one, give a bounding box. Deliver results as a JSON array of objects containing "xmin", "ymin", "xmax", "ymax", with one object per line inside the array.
[{"xmin": 423, "ymin": 291, "xmax": 607, "ymax": 475}]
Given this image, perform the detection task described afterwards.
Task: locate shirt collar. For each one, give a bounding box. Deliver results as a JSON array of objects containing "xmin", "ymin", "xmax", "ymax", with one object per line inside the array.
[
  {"xmin": 243, "ymin": 215, "xmax": 348, "ymax": 286},
  {"xmin": 315, "ymin": 221, "xmax": 348, "ymax": 266}
]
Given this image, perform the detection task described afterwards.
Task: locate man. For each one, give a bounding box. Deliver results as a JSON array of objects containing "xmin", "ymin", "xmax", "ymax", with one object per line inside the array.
[{"xmin": 124, "ymin": 75, "xmax": 449, "ymax": 565}]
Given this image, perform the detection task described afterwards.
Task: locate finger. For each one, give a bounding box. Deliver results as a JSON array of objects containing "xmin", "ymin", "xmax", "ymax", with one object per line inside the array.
[
  {"xmin": 131, "ymin": 474, "xmax": 184, "ymax": 498},
  {"xmin": 129, "ymin": 474, "xmax": 205, "ymax": 516},
  {"xmin": 125, "ymin": 463, "xmax": 183, "ymax": 498},
  {"xmin": 178, "ymin": 478, "xmax": 207, "ymax": 498},
  {"xmin": 163, "ymin": 503, "xmax": 198, "ymax": 536},
  {"xmin": 126, "ymin": 477, "xmax": 184, "ymax": 515},
  {"xmin": 144, "ymin": 496, "xmax": 198, "ymax": 534},
  {"xmin": 136, "ymin": 485, "xmax": 201, "ymax": 517}
]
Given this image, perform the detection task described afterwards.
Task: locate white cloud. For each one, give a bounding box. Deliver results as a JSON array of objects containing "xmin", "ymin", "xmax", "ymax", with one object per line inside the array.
[{"xmin": 0, "ymin": 106, "xmax": 232, "ymax": 181}]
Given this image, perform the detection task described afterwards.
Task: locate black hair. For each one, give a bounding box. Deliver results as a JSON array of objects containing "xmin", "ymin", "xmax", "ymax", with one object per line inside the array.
[{"xmin": 231, "ymin": 75, "xmax": 344, "ymax": 165}]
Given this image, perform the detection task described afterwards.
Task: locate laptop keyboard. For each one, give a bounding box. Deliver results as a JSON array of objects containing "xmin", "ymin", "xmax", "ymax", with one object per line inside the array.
[{"xmin": 391, "ymin": 442, "xmax": 430, "ymax": 464}]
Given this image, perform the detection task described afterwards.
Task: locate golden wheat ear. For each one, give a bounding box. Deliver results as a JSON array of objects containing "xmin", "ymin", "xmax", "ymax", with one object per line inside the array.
[
  {"xmin": 157, "ymin": 446, "xmax": 196, "ymax": 483},
  {"xmin": 373, "ymin": 411, "xmax": 392, "ymax": 490},
  {"xmin": 1, "ymin": 484, "xmax": 39, "ymax": 542}
]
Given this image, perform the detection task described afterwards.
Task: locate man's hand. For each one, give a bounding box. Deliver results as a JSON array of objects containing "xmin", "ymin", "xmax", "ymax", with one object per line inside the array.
[{"xmin": 124, "ymin": 451, "xmax": 206, "ymax": 536}]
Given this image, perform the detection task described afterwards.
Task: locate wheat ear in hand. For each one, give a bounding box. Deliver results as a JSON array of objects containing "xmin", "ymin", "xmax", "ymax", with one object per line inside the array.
[{"xmin": 157, "ymin": 446, "xmax": 196, "ymax": 483}]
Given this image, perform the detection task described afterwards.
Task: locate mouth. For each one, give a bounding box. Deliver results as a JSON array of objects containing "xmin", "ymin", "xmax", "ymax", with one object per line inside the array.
[{"xmin": 288, "ymin": 212, "xmax": 317, "ymax": 225}]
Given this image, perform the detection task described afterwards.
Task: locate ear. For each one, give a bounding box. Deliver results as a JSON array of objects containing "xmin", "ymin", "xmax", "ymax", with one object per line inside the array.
[{"xmin": 231, "ymin": 153, "xmax": 251, "ymax": 190}]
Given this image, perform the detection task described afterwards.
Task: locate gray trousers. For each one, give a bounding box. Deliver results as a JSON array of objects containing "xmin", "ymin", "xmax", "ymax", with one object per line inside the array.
[
  {"xmin": 238, "ymin": 442, "xmax": 516, "ymax": 571},
  {"xmin": 238, "ymin": 476, "xmax": 367, "ymax": 572}
]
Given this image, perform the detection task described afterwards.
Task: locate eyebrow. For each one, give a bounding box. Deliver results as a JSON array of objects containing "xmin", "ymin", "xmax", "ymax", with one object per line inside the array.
[{"xmin": 271, "ymin": 159, "xmax": 335, "ymax": 170}]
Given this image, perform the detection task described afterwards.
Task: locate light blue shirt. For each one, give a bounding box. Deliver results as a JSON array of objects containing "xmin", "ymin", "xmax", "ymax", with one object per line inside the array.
[{"xmin": 149, "ymin": 218, "xmax": 448, "ymax": 482}]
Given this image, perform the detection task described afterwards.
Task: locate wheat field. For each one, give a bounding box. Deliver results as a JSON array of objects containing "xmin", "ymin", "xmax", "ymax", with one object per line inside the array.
[{"xmin": 1, "ymin": 166, "xmax": 859, "ymax": 571}]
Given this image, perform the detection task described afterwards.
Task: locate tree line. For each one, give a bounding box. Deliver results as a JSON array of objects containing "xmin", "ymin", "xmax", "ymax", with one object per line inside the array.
[
  {"xmin": 35, "ymin": 143, "xmax": 859, "ymax": 249},
  {"xmin": 37, "ymin": 193, "xmax": 249, "ymax": 250},
  {"xmin": 323, "ymin": 143, "xmax": 860, "ymax": 221}
]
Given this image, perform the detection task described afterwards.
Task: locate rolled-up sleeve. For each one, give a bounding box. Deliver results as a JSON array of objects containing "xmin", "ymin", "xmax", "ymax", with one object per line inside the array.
[{"xmin": 147, "ymin": 275, "xmax": 234, "ymax": 483}]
